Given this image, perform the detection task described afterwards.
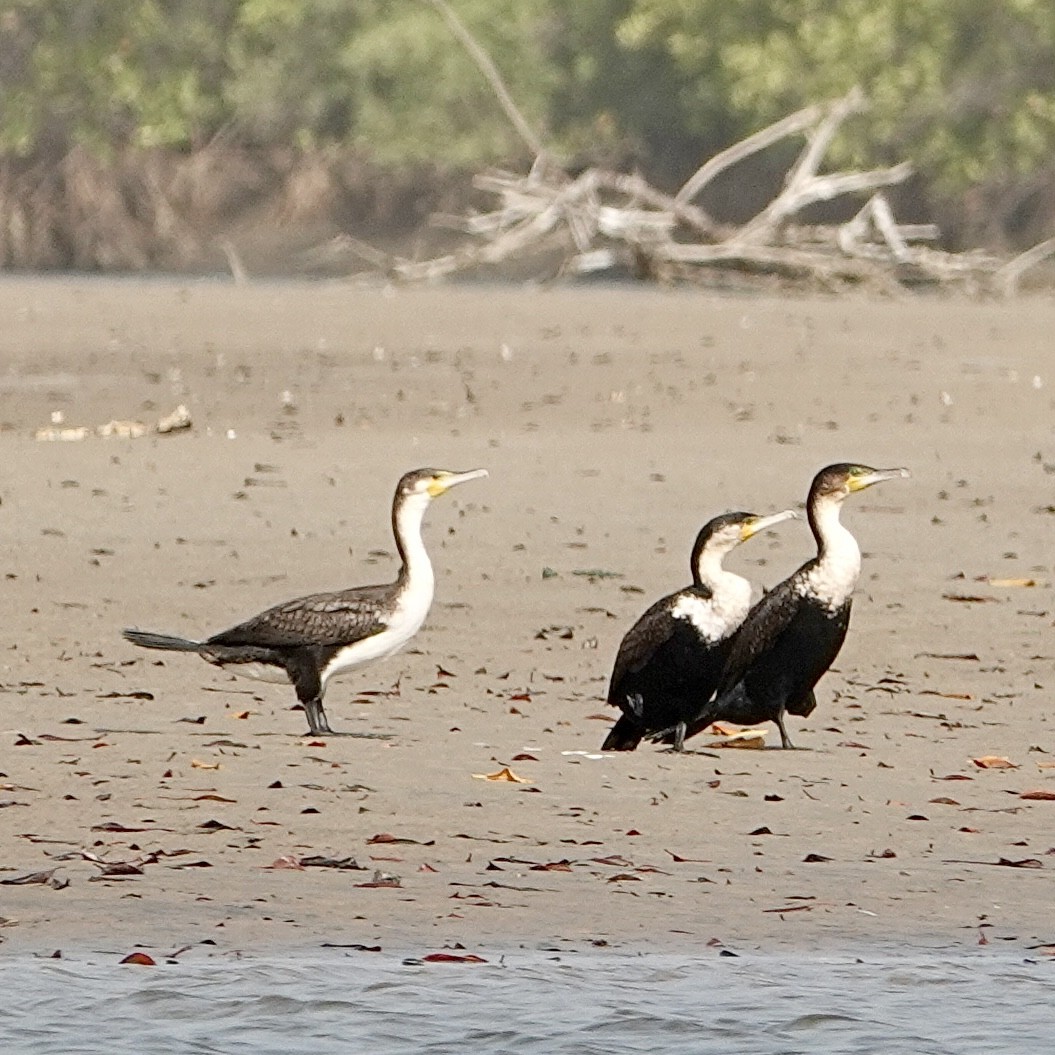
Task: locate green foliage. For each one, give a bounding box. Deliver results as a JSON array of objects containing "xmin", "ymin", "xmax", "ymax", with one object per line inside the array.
[
  {"xmin": 339, "ymin": 0, "xmax": 556, "ymax": 165},
  {"xmin": 620, "ymin": 0, "xmax": 1055, "ymax": 192},
  {"xmin": 0, "ymin": 0, "xmax": 1052, "ymax": 203},
  {"xmin": 0, "ymin": 1, "xmax": 236, "ymax": 152}
]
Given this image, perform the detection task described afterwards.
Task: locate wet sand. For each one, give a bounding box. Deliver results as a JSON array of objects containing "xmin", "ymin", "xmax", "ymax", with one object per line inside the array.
[{"xmin": 0, "ymin": 278, "xmax": 1053, "ymax": 959}]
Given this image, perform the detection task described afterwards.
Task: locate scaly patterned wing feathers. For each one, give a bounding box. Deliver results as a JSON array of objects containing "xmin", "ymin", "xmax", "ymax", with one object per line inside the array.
[{"xmin": 208, "ymin": 585, "xmax": 393, "ymax": 649}]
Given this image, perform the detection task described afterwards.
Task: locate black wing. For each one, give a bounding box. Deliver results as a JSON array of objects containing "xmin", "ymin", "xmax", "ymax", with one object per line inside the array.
[
  {"xmin": 607, "ymin": 595, "xmax": 681, "ymax": 704},
  {"xmin": 716, "ymin": 573, "xmax": 803, "ymax": 695},
  {"xmin": 208, "ymin": 585, "xmax": 393, "ymax": 649}
]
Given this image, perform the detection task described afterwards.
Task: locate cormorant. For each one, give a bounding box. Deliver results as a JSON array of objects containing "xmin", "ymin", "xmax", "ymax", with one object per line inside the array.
[
  {"xmin": 601, "ymin": 509, "xmax": 797, "ymax": 753},
  {"xmin": 123, "ymin": 467, "xmax": 487, "ymax": 735},
  {"xmin": 665, "ymin": 463, "xmax": 908, "ymax": 749}
]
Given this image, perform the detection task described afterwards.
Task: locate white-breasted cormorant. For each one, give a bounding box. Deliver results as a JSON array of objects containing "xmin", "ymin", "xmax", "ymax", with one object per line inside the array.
[
  {"xmin": 123, "ymin": 467, "xmax": 487, "ymax": 735},
  {"xmin": 664, "ymin": 463, "xmax": 908, "ymax": 749},
  {"xmin": 601, "ymin": 509, "xmax": 797, "ymax": 753}
]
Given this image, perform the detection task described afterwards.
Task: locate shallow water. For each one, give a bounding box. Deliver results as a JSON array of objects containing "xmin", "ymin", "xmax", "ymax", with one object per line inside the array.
[{"xmin": 2, "ymin": 948, "xmax": 1054, "ymax": 1054}]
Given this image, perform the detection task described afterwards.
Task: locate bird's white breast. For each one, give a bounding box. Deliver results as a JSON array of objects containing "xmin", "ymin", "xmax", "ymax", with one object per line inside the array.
[
  {"xmin": 671, "ymin": 575, "xmax": 752, "ymax": 644},
  {"xmin": 320, "ymin": 568, "xmax": 436, "ymax": 687},
  {"xmin": 800, "ymin": 528, "xmax": 861, "ymax": 611}
]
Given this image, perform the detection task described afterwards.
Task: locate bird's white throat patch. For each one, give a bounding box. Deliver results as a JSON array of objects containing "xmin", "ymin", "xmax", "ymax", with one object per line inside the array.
[
  {"xmin": 671, "ymin": 574, "xmax": 752, "ymax": 643},
  {"xmin": 800, "ymin": 503, "xmax": 861, "ymax": 610}
]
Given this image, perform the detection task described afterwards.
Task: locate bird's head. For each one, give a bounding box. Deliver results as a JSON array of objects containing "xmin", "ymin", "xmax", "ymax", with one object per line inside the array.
[
  {"xmin": 398, "ymin": 467, "xmax": 489, "ymax": 500},
  {"xmin": 692, "ymin": 508, "xmax": 798, "ymax": 572},
  {"xmin": 810, "ymin": 463, "xmax": 910, "ymax": 504}
]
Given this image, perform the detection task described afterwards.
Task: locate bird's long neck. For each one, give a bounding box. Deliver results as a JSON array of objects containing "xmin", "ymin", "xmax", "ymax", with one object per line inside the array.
[
  {"xmin": 694, "ymin": 547, "xmax": 744, "ymax": 595},
  {"xmin": 805, "ymin": 493, "xmax": 861, "ymax": 608},
  {"xmin": 694, "ymin": 545, "xmax": 752, "ymax": 613},
  {"xmin": 392, "ymin": 491, "xmax": 435, "ymax": 597}
]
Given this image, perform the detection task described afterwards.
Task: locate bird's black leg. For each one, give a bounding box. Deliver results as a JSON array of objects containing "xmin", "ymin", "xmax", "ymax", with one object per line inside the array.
[
  {"xmin": 302, "ymin": 696, "xmax": 334, "ymax": 736},
  {"xmin": 775, "ymin": 709, "xmax": 796, "ymax": 749},
  {"xmin": 670, "ymin": 721, "xmax": 687, "ymax": 753}
]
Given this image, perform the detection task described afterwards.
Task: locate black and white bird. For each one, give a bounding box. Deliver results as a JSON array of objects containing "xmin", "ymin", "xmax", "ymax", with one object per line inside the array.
[
  {"xmin": 601, "ymin": 509, "xmax": 797, "ymax": 753},
  {"xmin": 668, "ymin": 463, "xmax": 909, "ymax": 749},
  {"xmin": 123, "ymin": 467, "xmax": 487, "ymax": 735}
]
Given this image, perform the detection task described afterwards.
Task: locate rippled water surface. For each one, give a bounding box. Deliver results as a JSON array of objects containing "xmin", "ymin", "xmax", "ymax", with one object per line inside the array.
[{"xmin": 3, "ymin": 949, "xmax": 1054, "ymax": 1054}]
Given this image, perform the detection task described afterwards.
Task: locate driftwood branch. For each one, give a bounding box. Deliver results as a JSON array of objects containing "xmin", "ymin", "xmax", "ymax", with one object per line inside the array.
[
  {"xmin": 675, "ymin": 103, "xmax": 823, "ymax": 210},
  {"xmin": 996, "ymin": 237, "xmax": 1055, "ymax": 296},
  {"xmin": 343, "ymin": 16, "xmax": 1053, "ymax": 296}
]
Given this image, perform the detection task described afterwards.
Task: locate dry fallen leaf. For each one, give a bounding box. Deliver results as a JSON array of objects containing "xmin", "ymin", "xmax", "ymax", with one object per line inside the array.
[
  {"xmin": 190, "ymin": 759, "xmax": 221, "ymax": 771},
  {"xmin": 421, "ymin": 952, "xmax": 487, "ymax": 964},
  {"xmin": 987, "ymin": 577, "xmax": 1037, "ymax": 588},
  {"xmin": 705, "ymin": 728, "xmax": 766, "ymax": 749},
  {"xmin": 1020, "ymin": 789, "xmax": 1055, "ymax": 801},
  {"xmin": 972, "ymin": 755, "xmax": 1017, "ymax": 769},
  {"xmin": 0, "ymin": 869, "xmax": 58, "ymax": 886},
  {"xmin": 367, "ymin": 833, "xmax": 433, "ymax": 846},
  {"xmin": 472, "ymin": 767, "xmax": 532, "ymax": 783},
  {"xmin": 119, "ymin": 952, "xmax": 156, "ymax": 966}
]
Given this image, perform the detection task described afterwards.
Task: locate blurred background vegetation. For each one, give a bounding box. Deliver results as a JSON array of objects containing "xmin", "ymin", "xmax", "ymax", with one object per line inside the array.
[{"xmin": 0, "ymin": 0, "xmax": 1052, "ymax": 270}]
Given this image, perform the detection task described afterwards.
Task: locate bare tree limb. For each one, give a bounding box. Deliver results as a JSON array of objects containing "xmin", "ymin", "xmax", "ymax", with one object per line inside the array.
[
  {"xmin": 996, "ymin": 237, "xmax": 1055, "ymax": 296},
  {"xmin": 675, "ymin": 103, "xmax": 823, "ymax": 209},
  {"xmin": 425, "ymin": 0, "xmax": 550, "ymax": 165}
]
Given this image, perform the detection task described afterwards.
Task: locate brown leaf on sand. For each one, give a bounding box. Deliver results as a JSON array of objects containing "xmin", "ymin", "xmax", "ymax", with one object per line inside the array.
[
  {"xmin": 972, "ymin": 756, "xmax": 1017, "ymax": 769},
  {"xmin": 0, "ymin": 868, "xmax": 57, "ymax": 886},
  {"xmin": 529, "ymin": 860, "xmax": 573, "ymax": 872},
  {"xmin": 1020, "ymin": 790, "xmax": 1055, "ymax": 801},
  {"xmin": 472, "ymin": 767, "xmax": 533, "ymax": 783},
  {"xmin": 93, "ymin": 862, "xmax": 144, "ymax": 878},
  {"xmin": 704, "ymin": 726, "xmax": 766, "ymax": 749},
  {"xmin": 421, "ymin": 952, "xmax": 487, "ymax": 964},
  {"xmin": 803, "ymin": 853, "xmax": 833, "ymax": 863},
  {"xmin": 987, "ymin": 577, "xmax": 1036, "ymax": 588},
  {"xmin": 191, "ymin": 759, "xmax": 221, "ymax": 770},
  {"xmin": 120, "ymin": 952, "xmax": 156, "ymax": 966},
  {"xmin": 300, "ymin": 856, "xmax": 365, "ymax": 870},
  {"xmin": 592, "ymin": 855, "xmax": 634, "ymax": 868},
  {"xmin": 367, "ymin": 833, "xmax": 434, "ymax": 846},
  {"xmin": 997, "ymin": 857, "xmax": 1043, "ymax": 869},
  {"xmin": 511, "ymin": 753, "xmax": 539, "ymax": 762},
  {"xmin": 92, "ymin": 821, "xmax": 173, "ymax": 833}
]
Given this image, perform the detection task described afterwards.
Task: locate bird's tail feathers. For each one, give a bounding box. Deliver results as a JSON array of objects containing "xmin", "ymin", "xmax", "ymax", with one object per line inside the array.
[{"xmin": 123, "ymin": 629, "xmax": 202, "ymax": 652}]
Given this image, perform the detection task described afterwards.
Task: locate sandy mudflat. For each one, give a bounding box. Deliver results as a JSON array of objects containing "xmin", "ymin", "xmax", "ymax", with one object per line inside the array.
[{"xmin": 0, "ymin": 277, "xmax": 1053, "ymax": 959}]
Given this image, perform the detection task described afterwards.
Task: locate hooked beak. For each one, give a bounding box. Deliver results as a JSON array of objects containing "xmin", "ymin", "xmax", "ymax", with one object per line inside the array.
[
  {"xmin": 848, "ymin": 467, "xmax": 911, "ymax": 492},
  {"xmin": 428, "ymin": 467, "xmax": 489, "ymax": 497},
  {"xmin": 740, "ymin": 508, "xmax": 799, "ymax": 541}
]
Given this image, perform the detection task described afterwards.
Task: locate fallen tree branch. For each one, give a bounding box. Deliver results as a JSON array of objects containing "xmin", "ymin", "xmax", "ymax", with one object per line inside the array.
[
  {"xmin": 341, "ymin": 16, "xmax": 1052, "ymax": 296},
  {"xmin": 996, "ymin": 236, "xmax": 1055, "ymax": 296}
]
